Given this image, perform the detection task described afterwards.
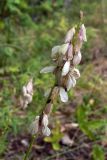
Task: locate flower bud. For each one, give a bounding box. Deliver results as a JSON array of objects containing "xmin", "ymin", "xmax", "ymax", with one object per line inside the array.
[
  {"xmin": 42, "ymin": 114, "xmax": 48, "ymax": 127},
  {"xmin": 40, "ymin": 66, "xmax": 56, "ymax": 73},
  {"xmin": 22, "ymin": 86, "xmax": 27, "ymax": 96},
  {"xmin": 73, "ymin": 68, "xmax": 80, "ymax": 79},
  {"xmin": 73, "ymin": 51, "xmax": 82, "ymax": 66},
  {"xmin": 71, "ymin": 76, "xmax": 76, "ymax": 87},
  {"xmin": 22, "ymin": 79, "xmax": 33, "ymax": 108},
  {"xmin": 59, "ymin": 87, "xmax": 68, "ymax": 103},
  {"xmin": 42, "ymin": 126, "xmax": 51, "ymax": 136},
  {"xmin": 51, "ymin": 45, "xmax": 60, "ymax": 60},
  {"xmin": 62, "ymin": 61, "xmax": 70, "ymax": 76},
  {"xmin": 26, "ymin": 78, "xmax": 33, "ymax": 95},
  {"xmin": 79, "ymin": 24, "xmax": 87, "ymax": 42},
  {"xmin": 66, "ymin": 75, "xmax": 76, "ymax": 91},
  {"xmin": 65, "ymin": 27, "xmax": 75, "ymax": 43},
  {"xmin": 29, "ymin": 116, "xmax": 39, "ymax": 135},
  {"xmin": 59, "ymin": 43, "xmax": 69, "ymax": 55}
]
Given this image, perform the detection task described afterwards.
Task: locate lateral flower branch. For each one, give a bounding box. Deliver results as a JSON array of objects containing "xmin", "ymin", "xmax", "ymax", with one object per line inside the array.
[{"xmin": 29, "ymin": 23, "xmax": 87, "ymax": 137}]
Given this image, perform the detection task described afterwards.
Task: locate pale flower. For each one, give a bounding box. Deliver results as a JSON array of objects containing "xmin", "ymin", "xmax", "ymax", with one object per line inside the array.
[
  {"xmin": 26, "ymin": 78, "xmax": 33, "ymax": 95},
  {"xmin": 42, "ymin": 114, "xmax": 49, "ymax": 127},
  {"xmin": 40, "ymin": 66, "xmax": 56, "ymax": 73},
  {"xmin": 66, "ymin": 68, "xmax": 80, "ymax": 91},
  {"xmin": 79, "ymin": 24, "xmax": 87, "ymax": 42},
  {"xmin": 66, "ymin": 75, "xmax": 76, "ymax": 91},
  {"xmin": 29, "ymin": 114, "xmax": 51, "ymax": 136},
  {"xmin": 51, "ymin": 45, "xmax": 60, "ymax": 60},
  {"xmin": 72, "ymin": 68, "xmax": 80, "ymax": 79},
  {"xmin": 59, "ymin": 87, "xmax": 68, "ymax": 102},
  {"xmin": 65, "ymin": 27, "xmax": 75, "ymax": 43},
  {"xmin": 73, "ymin": 51, "xmax": 82, "ymax": 66},
  {"xmin": 42, "ymin": 126, "xmax": 51, "ymax": 136},
  {"xmin": 62, "ymin": 61, "xmax": 70, "ymax": 76},
  {"xmin": 59, "ymin": 43, "xmax": 69, "ymax": 55},
  {"xmin": 22, "ymin": 78, "xmax": 33, "ymax": 108},
  {"xmin": 42, "ymin": 114, "xmax": 51, "ymax": 136},
  {"xmin": 29, "ymin": 116, "xmax": 39, "ymax": 135},
  {"xmin": 74, "ymin": 24, "xmax": 87, "ymax": 53}
]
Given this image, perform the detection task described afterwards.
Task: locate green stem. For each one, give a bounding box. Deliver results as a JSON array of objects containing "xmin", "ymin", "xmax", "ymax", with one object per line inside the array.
[{"xmin": 23, "ymin": 134, "xmax": 36, "ymax": 160}]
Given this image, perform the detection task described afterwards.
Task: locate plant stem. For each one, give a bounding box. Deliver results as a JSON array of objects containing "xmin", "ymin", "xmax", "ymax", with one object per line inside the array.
[{"xmin": 23, "ymin": 134, "xmax": 36, "ymax": 160}]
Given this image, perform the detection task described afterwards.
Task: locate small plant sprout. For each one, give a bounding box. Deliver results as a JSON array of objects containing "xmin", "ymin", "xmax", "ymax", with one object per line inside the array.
[
  {"xmin": 23, "ymin": 19, "xmax": 87, "ymax": 160},
  {"xmin": 22, "ymin": 78, "xmax": 33, "ymax": 109}
]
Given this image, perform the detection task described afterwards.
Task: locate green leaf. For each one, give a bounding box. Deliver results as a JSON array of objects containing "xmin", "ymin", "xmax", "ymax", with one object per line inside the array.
[
  {"xmin": 52, "ymin": 143, "xmax": 60, "ymax": 151},
  {"xmin": 76, "ymin": 105, "xmax": 86, "ymax": 123},
  {"xmin": 76, "ymin": 105, "xmax": 95, "ymax": 139},
  {"xmin": 4, "ymin": 47, "xmax": 14, "ymax": 57},
  {"xmin": 0, "ymin": 20, "xmax": 5, "ymax": 29},
  {"xmin": 92, "ymin": 145, "xmax": 105, "ymax": 160},
  {"xmin": 44, "ymin": 137, "xmax": 52, "ymax": 143},
  {"xmin": 44, "ymin": 121, "xmax": 63, "ymax": 151},
  {"xmin": 80, "ymin": 124, "xmax": 95, "ymax": 139},
  {"xmin": 88, "ymin": 120, "xmax": 107, "ymax": 130}
]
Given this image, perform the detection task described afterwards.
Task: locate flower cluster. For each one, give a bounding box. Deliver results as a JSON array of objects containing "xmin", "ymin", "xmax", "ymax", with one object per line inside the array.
[
  {"xmin": 29, "ymin": 24, "xmax": 87, "ymax": 137},
  {"xmin": 30, "ymin": 113, "xmax": 51, "ymax": 136},
  {"xmin": 40, "ymin": 24, "xmax": 87, "ymax": 103},
  {"xmin": 22, "ymin": 78, "xmax": 33, "ymax": 109}
]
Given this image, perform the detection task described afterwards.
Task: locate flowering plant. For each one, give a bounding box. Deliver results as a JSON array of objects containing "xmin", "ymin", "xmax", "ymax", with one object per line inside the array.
[{"xmin": 23, "ymin": 19, "xmax": 87, "ymax": 160}]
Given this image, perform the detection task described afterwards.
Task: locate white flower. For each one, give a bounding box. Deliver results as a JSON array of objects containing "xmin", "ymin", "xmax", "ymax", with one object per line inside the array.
[
  {"xmin": 42, "ymin": 114, "xmax": 51, "ymax": 136},
  {"xmin": 62, "ymin": 61, "xmax": 70, "ymax": 76},
  {"xmin": 22, "ymin": 94, "xmax": 33, "ymax": 109},
  {"xmin": 25, "ymin": 94, "xmax": 32, "ymax": 103},
  {"xmin": 71, "ymin": 76, "xmax": 76, "ymax": 87},
  {"xmin": 51, "ymin": 45, "xmax": 60, "ymax": 60},
  {"xmin": 40, "ymin": 66, "xmax": 56, "ymax": 73},
  {"xmin": 79, "ymin": 24, "xmax": 87, "ymax": 42},
  {"xmin": 42, "ymin": 126, "xmax": 51, "ymax": 136},
  {"xmin": 22, "ymin": 86, "xmax": 33, "ymax": 102},
  {"xmin": 26, "ymin": 78, "xmax": 33, "ymax": 95},
  {"xmin": 22, "ymin": 79, "xmax": 33, "ymax": 96},
  {"xmin": 42, "ymin": 114, "xmax": 49, "ymax": 127},
  {"xmin": 29, "ymin": 116, "xmax": 39, "ymax": 135},
  {"xmin": 72, "ymin": 68, "xmax": 80, "ymax": 79},
  {"xmin": 59, "ymin": 87, "xmax": 68, "ymax": 102},
  {"xmin": 22, "ymin": 86, "xmax": 27, "ymax": 96},
  {"xmin": 66, "ymin": 75, "xmax": 76, "ymax": 91},
  {"xmin": 73, "ymin": 51, "xmax": 82, "ymax": 66},
  {"xmin": 59, "ymin": 43, "xmax": 69, "ymax": 55},
  {"xmin": 22, "ymin": 79, "xmax": 33, "ymax": 108},
  {"xmin": 65, "ymin": 27, "xmax": 75, "ymax": 43},
  {"xmin": 29, "ymin": 114, "xmax": 51, "ymax": 136}
]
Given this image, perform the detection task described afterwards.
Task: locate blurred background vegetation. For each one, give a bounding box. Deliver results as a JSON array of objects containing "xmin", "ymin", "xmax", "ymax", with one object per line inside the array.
[{"xmin": 0, "ymin": 0, "xmax": 107, "ymax": 159}]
